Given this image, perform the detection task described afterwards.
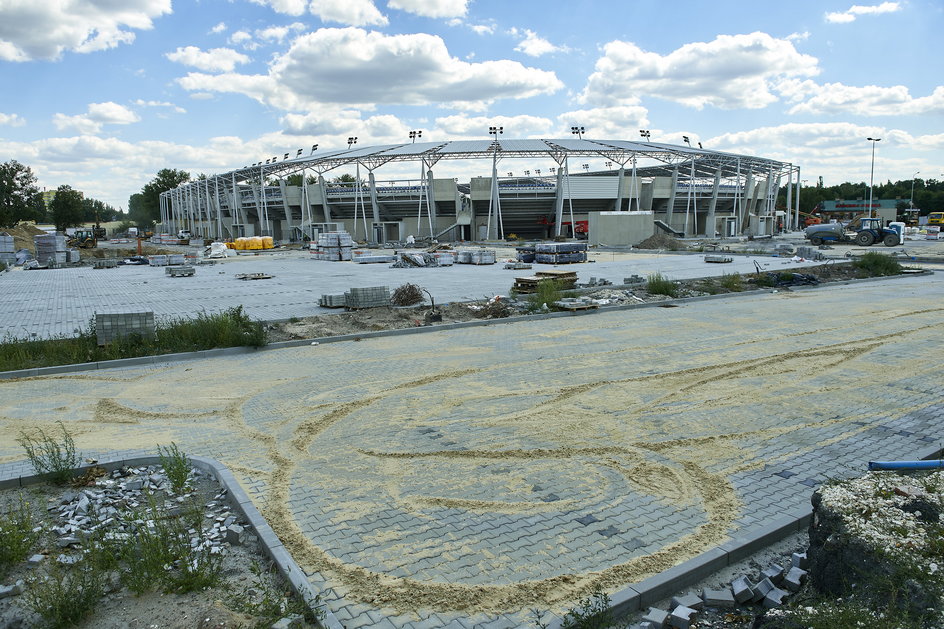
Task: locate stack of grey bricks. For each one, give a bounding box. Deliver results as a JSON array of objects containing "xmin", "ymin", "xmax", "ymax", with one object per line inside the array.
[
  {"xmin": 34, "ymin": 233, "xmax": 67, "ymax": 266},
  {"xmin": 94, "ymin": 258, "xmax": 119, "ymax": 269},
  {"xmin": 319, "ymin": 293, "xmax": 347, "ymax": 307},
  {"xmin": 0, "ymin": 232, "xmax": 14, "ymax": 267},
  {"xmin": 95, "ymin": 311, "xmax": 156, "ymax": 346},
  {"xmin": 535, "ymin": 242, "xmax": 587, "ymax": 264},
  {"xmin": 168, "ymin": 253, "xmax": 186, "ymax": 265},
  {"xmin": 148, "ymin": 254, "xmax": 169, "ymax": 266},
  {"xmin": 457, "ymin": 248, "xmax": 496, "ymax": 264},
  {"xmin": 315, "ymin": 231, "xmax": 354, "ymax": 261},
  {"xmin": 344, "ymin": 286, "xmax": 390, "ymax": 308}
]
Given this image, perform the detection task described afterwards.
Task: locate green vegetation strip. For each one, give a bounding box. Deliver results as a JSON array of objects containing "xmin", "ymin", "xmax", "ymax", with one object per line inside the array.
[{"xmin": 0, "ymin": 306, "xmax": 266, "ymax": 373}]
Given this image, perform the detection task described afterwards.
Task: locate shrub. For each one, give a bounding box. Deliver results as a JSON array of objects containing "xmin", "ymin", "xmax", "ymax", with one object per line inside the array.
[
  {"xmin": 226, "ymin": 561, "xmax": 322, "ymax": 628},
  {"xmin": 526, "ymin": 279, "xmax": 565, "ymax": 312},
  {"xmin": 390, "ymin": 283, "xmax": 425, "ymax": 306},
  {"xmin": 24, "ymin": 558, "xmax": 106, "ymax": 629},
  {"xmin": 719, "ymin": 273, "xmax": 744, "ymax": 292},
  {"xmin": 0, "ymin": 493, "xmax": 41, "ymax": 577},
  {"xmin": 646, "ymin": 273, "xmax": 678, "ymax": 297},
  {"xmin": 158, "ymin": 442, "xmax": 191, "ymax": 493},
  {"xmin": 853, "ymin": 252, "xmax": 902, "ymax": 277},
  {"xmin": 17, "ymin": 421, "xmax": 80, "ymax": 484},
  {"xmin": 560, "ymin": 590, "xmax": 613, "ymax": 629}
]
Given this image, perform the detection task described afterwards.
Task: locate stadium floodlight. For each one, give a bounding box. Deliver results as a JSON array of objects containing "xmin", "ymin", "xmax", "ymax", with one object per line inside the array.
[
  {"xmin": 549, "ymin": 167, "xmax": 556, "ymax": 174},
  {"xmin": 571, "ymin": 125, "xmax": 585, "ymax": 139},
  {"xmin": 265, "ymin": 159, "xmax": 270, "ymax": 164},
  {"xmin": 605, "ymin": 161, "xmax": 613, "ymax": 169},
  {"xmin": 284, "ymin": 153, "xmax": 289, "ymax": 160},
  {"xmin": 409, "ymin": 130, "xmax": 422, "ymax": 143},
  {"xmin": 639, "ymin": 129, "xmax": 651, "ymax": 141},
  {"xmin": 296, "ymin": 149, "xmax": 303, "ymax": 157},
  {"xmin": 489, "ymin": 126, "xmax": 503, "ymax": 136},
  {"xmin": 535, "ymin": 169, "xmax": 541, "ymax": 176},
  {"xmin": 507, "ymin": 172, "xmax": 513, "ymax": 176},
  {"xmin": 271, "ymin": 156, "xmax": 277, "ymax": 162},
  {"xmin": 682, "ymin": 136, "xmax": 691, "ymax": 147},
  {"xmin": 347, "ymin": 137, "xmax": 357, "ymax": 149},
  {"xmin": 867, "ymin": 137, "xmax": 881, "ymax": 218},
  {"xmin": 582, "ymin": 163, "xmax": 590, "ymax": 172},
  {"xmin": 311, "ymin": 144, "xmax": 318, "ymax": 154},
  {"xmin": 524, "ymin": 170, "xmax": 530, "ymax": 176},
  {"xmin": 698, "ymin": 142, "xmax": 703, "ymax": 149}
]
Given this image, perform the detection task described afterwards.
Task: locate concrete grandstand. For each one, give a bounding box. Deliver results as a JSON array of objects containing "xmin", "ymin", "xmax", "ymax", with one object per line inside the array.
[{"xmin": 159, "ymin": 138, "xmax": 801, "ymax": 245}]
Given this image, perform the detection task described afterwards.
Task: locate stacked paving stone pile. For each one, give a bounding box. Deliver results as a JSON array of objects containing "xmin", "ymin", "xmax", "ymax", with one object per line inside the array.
[
  {"xmin": 0, "ymin": 232, "xmax": 14, "ymax": 267},
  {"xmin": 631, "ymin": 553, "xmax": 808, "ymax": 628},
  {"xmin": 33, "ymin": 233, "xmax": 67, "ymax": 266}
]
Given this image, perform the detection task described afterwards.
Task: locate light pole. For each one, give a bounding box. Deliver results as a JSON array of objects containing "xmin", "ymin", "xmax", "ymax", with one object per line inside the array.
[
  {"xmin": 910, "ymin": 170, "xmax": 920, "ymax": 208},
  {"xmin": 639, "ymin": 129, "xmax": 651, "ymax": 142},
  {"xmin": 605, "ymin": 161, "xmax": 613, "ymax": 169},
  {"xmin": 682, "ymin": 135, "xmax": 691, "ymax": 147},
  {"xmin": 571, "ymin": 125, "xmax": 585, "ymax": 139},
  {"xmin": 489, "ymin": 126, "xmax": 503, "ymax": 138},
  {"xmin": 867, "ymin": 137, "xmax": 881, "ymax": 218},
  {"xmin": 347, "ymin": 136, "xmax": 357, "ymax": 149},
  {"xmin": 582, "ymin": 163, "xmax": 590, "ymax": 172},
  {"xmin": 409, "ymin": 130, "xmax": 422, "ymax": 143},
  {"xmin": 310, "ymin": 144, "xmax": 318, "ymax": 154}
]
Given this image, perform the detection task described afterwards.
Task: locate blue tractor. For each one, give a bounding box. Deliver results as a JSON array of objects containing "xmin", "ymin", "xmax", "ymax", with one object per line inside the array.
[{"xmin": 852, "ymin": 217, "xmax": 900, "ymax": 247}]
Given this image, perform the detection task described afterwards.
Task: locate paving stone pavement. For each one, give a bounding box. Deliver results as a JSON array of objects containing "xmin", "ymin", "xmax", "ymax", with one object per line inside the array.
[
  {"xmin": 0, "ymin": 249, "xmax": 827, "ymax": 339},
  {"xmin": 1, "ymin": 272, "xmax": 942, "ymax": 627}
]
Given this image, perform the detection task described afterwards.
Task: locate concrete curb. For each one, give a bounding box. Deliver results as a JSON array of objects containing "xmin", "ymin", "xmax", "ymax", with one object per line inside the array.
[
  {"xmin": 0, "ymin": 270, "xmax": 931, "ymax": 380},
  {"xmin": 544, "ymin": 443, "xmax": 944, "ymax": 628},
  {"xmin": 0, "ymin": 454, "xmax": 343, "ymax": 629}
]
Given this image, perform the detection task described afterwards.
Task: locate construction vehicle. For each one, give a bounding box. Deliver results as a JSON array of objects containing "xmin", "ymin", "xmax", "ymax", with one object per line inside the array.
[
  {"xmin": 805, "ymin": 216, "xmax": 900, "ymax": 247},
  {"xmin": 67, "ymin": 229, "xmax": 97, "ymax": 248},
  {"xmin": 799, "ymin": 211, "xmax": 822, "ymax": 227},
  {"xmin": 929, "ymin": 212, "xmax": 944, "ymax": 226}
]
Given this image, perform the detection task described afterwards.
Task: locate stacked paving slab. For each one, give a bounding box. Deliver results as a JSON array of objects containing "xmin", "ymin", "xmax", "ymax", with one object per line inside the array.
[
  {"xmin": 312, "ymin": 231, "xmax": 354, "ymax": 261},
  {"xmin": 95, "ymin": 311, "xmax": 156, "ymax": 345},
  {"xmin": 534, "ymin": 242, "xmax": 587, "ymax": 264},
  {"xmin": 344, "ymin": 286, "xmax": 390, "ymax": 308},
  {"xmin": 456, "ymin": 248, "xmax": 496, "ymax": 264},
  {"xmin": 33, "ymin": 233, "xmax": 68, "ymax": 266},
  {"xmin": 0, "ymin": 232, "xmax": 14, "ymax": 267}
]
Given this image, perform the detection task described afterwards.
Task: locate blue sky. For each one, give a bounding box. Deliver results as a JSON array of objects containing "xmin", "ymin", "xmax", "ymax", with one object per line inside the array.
[{"xmin": 0, "ymin": 0, "xmax": 941, "ymax": 209}]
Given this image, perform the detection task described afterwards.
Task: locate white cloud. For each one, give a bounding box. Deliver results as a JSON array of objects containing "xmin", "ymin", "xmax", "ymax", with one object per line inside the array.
[
  {"xmin": 555, "ymin": 106, "xmax": 650, "ymax": 138},
  {"xmin": 177, "ymin": 28, "xmax": 563, "ymax": 111},
  {"xmin": 0, "ymin": 0, "xmax": 171, "ymax": 62},
  {"xmin": 387, "ymin": 0, "xmax": 469, "ymax": 19},
  {"xmin": 229, "ymin": 31, "xmax": 258, "ymax": 50},
  {"xmin": 132, "ymin": 100, "xmax": 187, "ymax": 114},
  {"xmin": 251, "ymin": 0, "xmax": 388, "ymax": 26},
  {"xmin": 510, "ymin": 28, "xmax": 569, "ymax": 57},
  {"xmin": 52, "ymin": 102, "xmax": 141, "ymax": 134},
  {"xmin": 256, "ymin": 23, "xmax": 306, "ymax": 42},
  {"xmin": 165, "ymin": 46, "xmax": 250, "ymax": 72},
  {"xmin": 783, "ymin": 83, "xmax": 944, "ymax": 116},
  {"xmin": 825, "ymin": 2, "xmax": 900, "ymax": 23},
  {"xmin": 581, "ymin": 32, "xmax": 820, "ymax": 110},
  {"xmin": 210, "ymin": 22, "xmax": 227, "ymax": 34},
  {"xmin": 434, "ymin": 114, "xmax": 554, "ymax": 138},
  {"xmin": 469, "ymin": 23, "xmax": 495, "ymax": 35},
  {"xmin": 0, "ymin": 113, "xmax": 26, "ymax": 127}
]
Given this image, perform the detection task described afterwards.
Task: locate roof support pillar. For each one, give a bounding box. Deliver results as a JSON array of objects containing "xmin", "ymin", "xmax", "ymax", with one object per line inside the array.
[
  {"xmin": 705, "ymin": 167, "xmax": 722, "ymax": 238},
  {"xmin": 666, "ymin": 165, "xmax": 679, "ymax": 227}
]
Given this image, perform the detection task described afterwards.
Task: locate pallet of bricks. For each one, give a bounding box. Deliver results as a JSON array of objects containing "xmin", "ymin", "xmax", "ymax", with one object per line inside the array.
[
  {"xmin": 534, "ymin": 242, "xmax": 587, "ymax": 264},
  {"xmin": 34, "ymin": 233, "xmax": 68, "ymax": 267},
  {"xmin": 455, "ymin": 248, "xmax": 496, "ymax": 264},
  {"xmin": 344, "ymin": 286, "xmax": 390, "ymax": 309},
  {"xmin": 513, "ymin": 269, "xmax": 578, "ymax": 293},
  {"xmin": 0, "ymin": 232, "xmax": 14, "ymax": 268},
  {"xmin": 311, "ymin": 231, "xmax": 354, "ymax": 261}
]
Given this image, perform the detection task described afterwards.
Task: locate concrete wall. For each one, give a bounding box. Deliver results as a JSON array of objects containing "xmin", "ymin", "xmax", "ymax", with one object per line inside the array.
[{"xmin": 588, "ymin": 211, "xmax": 655, "ymax": 246}]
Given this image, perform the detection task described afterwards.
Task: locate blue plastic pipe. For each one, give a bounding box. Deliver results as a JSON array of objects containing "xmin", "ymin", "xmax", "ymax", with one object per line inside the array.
[{"xmin": 868, "ymin": 460, "xmax": 944, "ymax": 471}]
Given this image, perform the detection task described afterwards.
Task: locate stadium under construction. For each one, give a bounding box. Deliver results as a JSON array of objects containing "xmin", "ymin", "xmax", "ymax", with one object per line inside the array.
[{"xmin": 159, "ymin": 138, "xmax": 801, "ymax": 245}]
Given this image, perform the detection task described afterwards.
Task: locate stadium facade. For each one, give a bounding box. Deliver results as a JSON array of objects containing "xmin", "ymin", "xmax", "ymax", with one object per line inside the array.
[{"xmin": 159, "ymin": 138, "xmax": 800, "ymax": 244}]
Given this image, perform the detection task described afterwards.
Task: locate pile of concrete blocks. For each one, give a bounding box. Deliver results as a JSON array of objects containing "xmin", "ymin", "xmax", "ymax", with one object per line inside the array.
[
  {"xmin": 148, "ymin": 254, "xmax": 169, "ymax": 266},
  {"xmin": 319, "ymin": 293, "xmax": 347, "ymax": 308},
  {"xmin": 0, "ymin": 232, "xmax": 15, "ymax": 267},
  {"xmin": 94, "ymin": 258, "xmax": 119, "ymax": 269},
  {"xmin": 168, "ymin": 253, "xmax": 186, "ymax": 265},
  {"xmin": 312, "ymin": 231, "xmax": 354, "ymax": 261},
  {"xmin": 534, "ymin": 242, "xmax": 587, "ymax": 264},
  {"xmin": 629, "ymin": 553, "xmax": 808, "ymax": 629},
  {"xmin": 795, "ymin": 245, "xmax": 826, "ymax": 261},
  {"xmin": 95, "ymin": 311, "xmax": 156, "ymax": 346},
  {"xmin": 515, "ymin": 245, "xmax": 536, "ymax": 263},
  {"xmin": 34, "ymin": 233, "xmax": 67, "ymax": 266},
  {"xmin": 344, "ymin": 286, "xmax": 390, "ymax": 309},
  {"xmin": 67, "ymin": 249, "xmax": 81, "ymax": 264},
  {"xmin": 352, "ymin": 253, "xmax": 396, "ymax": 264},
  {"xmin": 165, "ymin": 265, "xmax": 195, "ymax": 277}
]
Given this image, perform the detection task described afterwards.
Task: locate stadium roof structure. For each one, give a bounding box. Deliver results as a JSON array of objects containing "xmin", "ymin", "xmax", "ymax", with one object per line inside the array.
[{"xmin": 221, "ymin": 138, "xmax": 795, "ymax": 183}]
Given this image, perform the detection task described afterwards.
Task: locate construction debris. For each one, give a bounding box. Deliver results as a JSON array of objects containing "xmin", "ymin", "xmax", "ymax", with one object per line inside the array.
[{"xmin": 235, "ymin": 272, "xmax": 273, "ymax": 280}]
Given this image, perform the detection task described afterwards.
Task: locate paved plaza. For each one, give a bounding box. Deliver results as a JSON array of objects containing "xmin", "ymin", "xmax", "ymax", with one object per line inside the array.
[
  {"xmin": 0, "ymin": 247, "xmax": 828, "ymax": 339},
  {"xmin": 1, "ymin": 272, "xmax": 943, "ymax": 627}
]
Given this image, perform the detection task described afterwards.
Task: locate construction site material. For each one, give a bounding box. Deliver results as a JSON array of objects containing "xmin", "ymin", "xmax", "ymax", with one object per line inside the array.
[
  {"xmin": 516, "ymin": 246, "xmax": 536, "ymax": 263},
  {"xmin": 67, "ymin": 249, "xmax": 81, "ymax": 263},
  {"xmin": 535, "ymin": 242, "xmax": 587, "ymax": 253},
  {"xmin": 704, "ymin": 255, "xmax": 733, "ymax": 263},
  {"xmin": 457, "ymin": 248, "xmax": 496, "ymax": 265},
  {"xmin": 319, "ymin": 294, "xmax": 348, "ymax": 308},
  {"xmin": 95, "ymin": 311, "xmax": 155, "ymax": 345},
  {"xmin": 534, "ymin": 242, "xmax": 588, "ymax": 263},
  {"xmin": 868, "ymin": 459, "xmax": 944, "ymax": 471},
  {"xmin": 353, "ymin": 253, "xmax": 397, "ymax": 264},
  {"xmin": 93, "ymin": 259, "xmax": 119, "ymax": 269},
  {"xmin": 148, "ymin": 254, "xmax": 169, "ymax": 267},
  {"xmin": 165, "ymin": 265, "xmax": 195, "ymax": 277},
  {"xmin": 33, "ymin": 233, "xmax": 67, "ymax": 266},
  {"xmin": 537, "ymin": 269, "xmax": 578, "ymax": 286},
  {"xmin": 235, "ymin": 273, "xmax": 273, "ymax": 280},
  {"xmin": 0, "ymin": 233, "xmax": 13, "ymax": 266},
  {"xmin": 345, "ymin": 286, "xmax": 390, "ymax": 309},
  {"xmin": 553, "ymin": 298, "xmax": 599, "ymax": 311},
  {"xmin": 504, "ymin": 262, "xmax": 532, "ymax": 270},
  {"xmin": 391, "ymin": 252, "xmax": 441, "ymax": 268},
  {"xmin": 310, "ymin": 231, "xmax": 353, "ymax": 260}
]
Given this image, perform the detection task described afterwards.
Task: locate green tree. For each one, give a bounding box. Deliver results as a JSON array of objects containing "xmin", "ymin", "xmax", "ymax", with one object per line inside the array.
[
  {"xmin": 139, "ymin": 168, "xmax": 190, "ymax": 227},
  {"xmin": 48, "ymin": 185, "xmax": 85, "ymax": 232},
  {"xmin": 0, "ymin": 160, "xmax": 40, "ymax": 228}
]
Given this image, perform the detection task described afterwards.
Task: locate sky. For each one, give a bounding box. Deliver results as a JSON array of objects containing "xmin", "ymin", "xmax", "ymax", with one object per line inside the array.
[{"xmin": 0, "ymin": 0, "xmax": 942, "ymax": 210}]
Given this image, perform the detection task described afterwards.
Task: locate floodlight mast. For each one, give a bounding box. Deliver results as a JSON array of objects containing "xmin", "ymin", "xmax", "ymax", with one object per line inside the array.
[
  {"xmin": 867, "ymin": 137, "xmax": 881, "ymax": 219},
  {"xmin": 571, "ymin": 125, "xmax": 585, "ymax": 139}
]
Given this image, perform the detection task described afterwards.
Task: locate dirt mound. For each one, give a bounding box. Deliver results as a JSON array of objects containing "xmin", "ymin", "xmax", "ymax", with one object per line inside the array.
[
  {"xmin": 636, "ymin": 232, "xmax": 686, "ymax": 250},
  {"xmin": 1, "ymin": 223, "xmax": 46, "ymax": 251}
]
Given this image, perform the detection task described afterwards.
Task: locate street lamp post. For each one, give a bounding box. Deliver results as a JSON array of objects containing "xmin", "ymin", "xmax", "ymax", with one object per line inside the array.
[
  {"xmin": 910, "ymin": 170, "xmax": 920, "ymax": 208},
  {"xmin": 867, "ymin": 137, "xmax": 881, "ymax": 218}
]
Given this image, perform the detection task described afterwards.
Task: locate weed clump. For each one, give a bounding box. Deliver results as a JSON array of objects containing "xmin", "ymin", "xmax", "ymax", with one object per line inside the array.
[
  {"xmin": 853, "ymin": 252, "xmax": 902, "ymax": 277},
  {"xmin": 0, "ymin": 493, "xmax": 41, "ymax": 577},
  {"xmin": 719, "ymin": 272, "xmax": 744, "ymax": 292},
  {"xmin": 646, "ymin": 273, "xmax": 678, "ymax": 298},
  {"xmin": 390, "ymin": 283, "xmax": 425, "ymax": 306},
  {"xmin": 17, "ymin": 421, "xmax": 80, "ymax": 484},
  {"xmin": 227, "ymin": 561, "xmax": 323, "ymax": 628},
  {"xmin": 158, "ymin": 442, "xmax": 191, "ymax": 493},
  {"xmin": 24, "ymin": 558, "xmax": 106, "ymax": 629}
]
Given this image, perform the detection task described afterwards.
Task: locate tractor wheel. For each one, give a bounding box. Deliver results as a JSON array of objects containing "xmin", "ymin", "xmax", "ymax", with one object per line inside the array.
[
  {"xmin": 810, "ymin": 236, "xmax": 824, "ymax": 246},
  {"xmin": 855, "ymin": 231, "xmax": 875, "ymax": 246},
  {"xmin": 883, "ymin": 233, "xmax": 900, "ymax": 247}
]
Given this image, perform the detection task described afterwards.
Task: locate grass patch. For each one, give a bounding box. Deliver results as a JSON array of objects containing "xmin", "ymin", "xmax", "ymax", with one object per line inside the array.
[
  {"xmin": 226, "ymin": 561, "xmax": 322, "ymax": 628},
  {"xmin": 17, "ymin": 421, "xmax": 80, "ymax": 485},
  {"xmin": 646, "ymin": 273, "xmax": 678, "ymax": 298},
  {"xmin": 0, "ymin": 493, "xmax": 41, "ymax": 578},
  {"xmin": 524, "ymin": 279, "xmax": 567, "ymax": 312},
  {"xmin": 719, "ymin": 272, "xmax": 744, "ymax": 292},
  {"xmin": 0, "ymin": 306, "xmax": 267, "ymax": 372},
  {"xmin": 853, "ymin": 252, "xmax": 903, "ymax": 276}
]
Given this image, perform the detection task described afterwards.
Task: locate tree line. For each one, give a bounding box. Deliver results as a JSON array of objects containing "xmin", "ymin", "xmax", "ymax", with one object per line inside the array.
[
  {"xmin": 0, "ymin": 160, "xmax": 123, "ymax": 231},
  {"xmin": 779, "ymin": 177, "xmax": 944, "ymax": 217}
]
